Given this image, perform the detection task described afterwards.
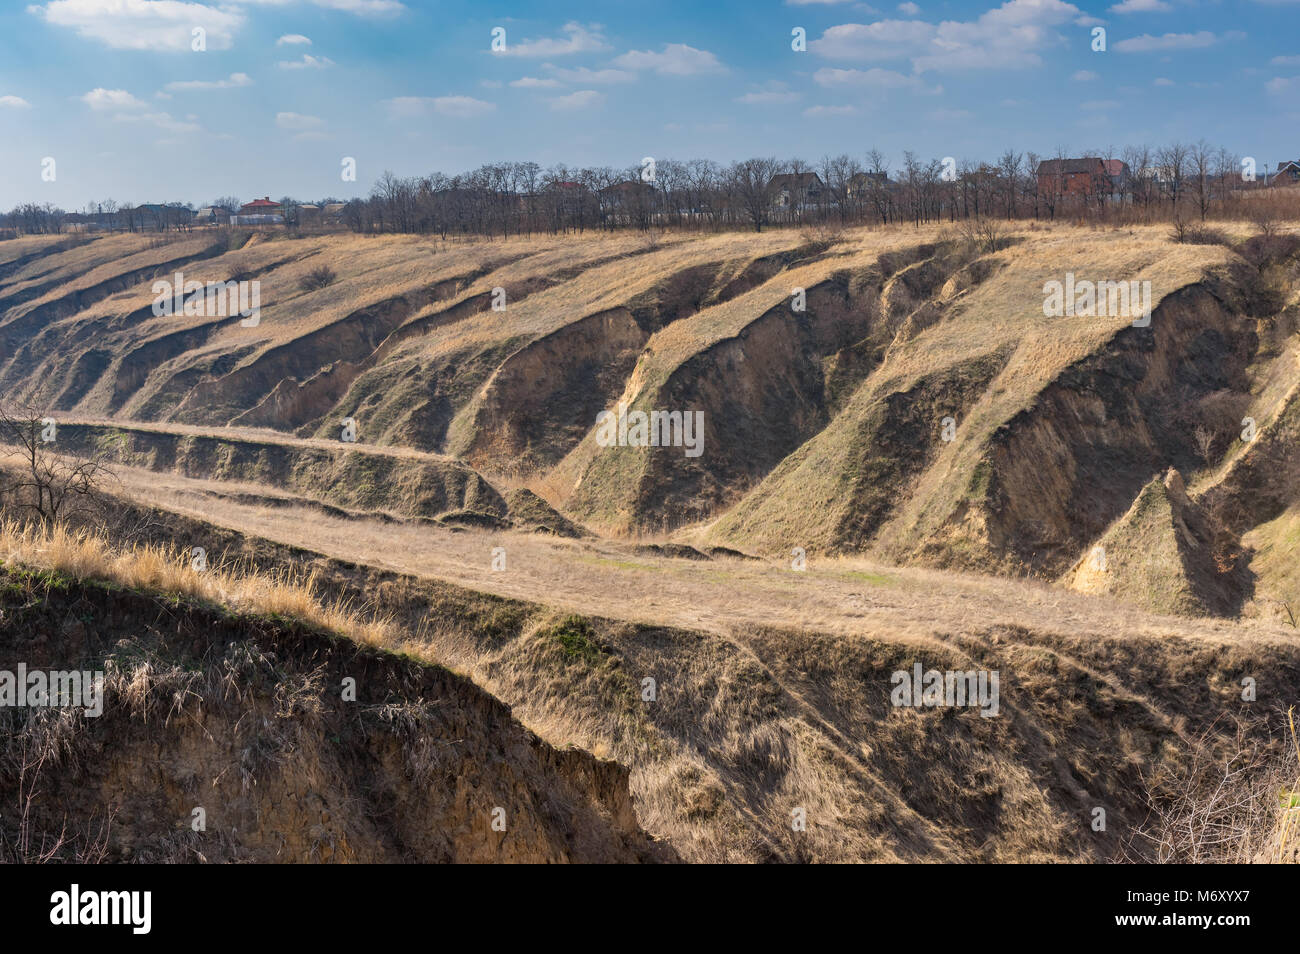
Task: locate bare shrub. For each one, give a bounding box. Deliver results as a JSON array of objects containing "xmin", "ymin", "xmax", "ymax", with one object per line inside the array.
[
  {"xmin": 0, "ymin": 404, "xmax": 113, "ymax": 528},
  {"xmin": 1192, "ymin": 424, "xmax": 1217, "ymax": 466},
  {"xmin": 1252, "ymin": 205, "xmax": 1280, "ymax": 237},
  {"xmin": 300, "ymin": 264, "xmax": 336, "ymax": 292},
  {"xmin": 799, "ymin": 223, "xmax": 845, "ymax": 247},
  {"xmin": 0, "ymin": 707, "xmax": 113, "ymax": 863},
  {"xmin": 1172, "ymin": 222, "xmax": 1230, "ymax": 246},
  {"xmin": 1128, "ymin": 709, "xmax": 1300, "ymax": 863},
  {"xmin": 957, "ymin": 217, "xmax": 1007, "ymax": 254}
]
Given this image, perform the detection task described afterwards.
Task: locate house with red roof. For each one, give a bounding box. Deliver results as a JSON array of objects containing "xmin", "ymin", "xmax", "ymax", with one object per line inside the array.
[
  {"xmin": 1035, "ymin": 158, "xmax": 1110, "ymax": 199},
  {"xmin": 232, "ymin": 196, "xmax": 284, "ymax": 225}
]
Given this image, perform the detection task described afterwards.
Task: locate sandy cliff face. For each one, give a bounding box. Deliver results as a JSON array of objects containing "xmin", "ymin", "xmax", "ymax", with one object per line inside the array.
[
  {"xmin": 0, "ymin": 566, "xmax": 672, "ymax": 863},
  {"xmin": 3, "ymin": 226, "xmax": 1298, "ymax": 612}
]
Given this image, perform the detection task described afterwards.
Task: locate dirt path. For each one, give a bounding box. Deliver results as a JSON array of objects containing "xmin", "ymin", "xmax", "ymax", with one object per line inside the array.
[{"xmin": 90, "ymin": 458, "xmax": 1290, "ymax": 648}]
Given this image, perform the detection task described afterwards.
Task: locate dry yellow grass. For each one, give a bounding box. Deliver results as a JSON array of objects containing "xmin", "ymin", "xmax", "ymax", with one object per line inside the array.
[
  {"xmin": 0, "ymin": 519, "xmax": 395, "ymax": 646},
  {"xmin": 73, "ymin": 465, "xmax": 1300, "ymax": 863},
  {"xmin": 8, "ymin": 220, "xmax": 1300, "ymax": 863},
  {"xmin": 93, "ymin": 458, "xmax": 1299, "ymax": 649}
]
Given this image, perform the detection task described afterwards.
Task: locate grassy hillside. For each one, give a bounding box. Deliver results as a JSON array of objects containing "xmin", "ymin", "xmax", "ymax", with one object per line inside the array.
[
  {"xmin": 0, "ymin": 522, "xmax": 668, "ymax": 863},
  {"xmin": 4, "ymin": 222, "xmax": 1300, "ymax": 863},
  {"xmin": 8, "ymin": 224, "xmax": 1295, "ymax": 610},
  {"xmin": 13, "ymin": 495, "xmax": 1293, "ymax": 863}
]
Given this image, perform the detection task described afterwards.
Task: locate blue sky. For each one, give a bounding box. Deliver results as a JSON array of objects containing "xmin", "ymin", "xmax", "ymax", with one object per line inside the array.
[{"xmin": 0, "ymin": 0, "xmax": 1296, "ymax": 209}]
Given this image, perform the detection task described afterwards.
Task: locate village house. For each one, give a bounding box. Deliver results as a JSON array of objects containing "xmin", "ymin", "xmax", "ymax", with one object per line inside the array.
[
  {"xmin": 846, "ymin": 171, "xmax": 889, "ymax": 199},
  {"xmin": 768, "ymin": 172, "xmax": 824, "ymax": 209},
  {"xmin": 125, "ymin": 203, "xmax": 193, "ymax": 231},
  {"xmin": 194, "ymin": 205, "xmax": 230, "ymax": 225},
  {"xmin": 232, "ymin": 197, "xmax": 284, "ymax": 225},
  {"xmin": 1272, "ymin": 160, "xmax": 1300, "ymax": 185},
  {"xmin": 1035, "ymin": 158, "xmax": 1111, "ymax": 198},
  {"xmin": 1102, "ymin": 159, "xmax": 1131, "ymax": 196},
  {"xmin": 598, "ymin": 180, "xmax": 655, "ymax": 208}
]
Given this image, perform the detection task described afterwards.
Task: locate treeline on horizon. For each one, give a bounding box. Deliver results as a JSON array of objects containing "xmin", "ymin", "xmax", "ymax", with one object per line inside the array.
[{"xmin": 4, "ymin": 141, "xmax": 1297, "ymax": 241}]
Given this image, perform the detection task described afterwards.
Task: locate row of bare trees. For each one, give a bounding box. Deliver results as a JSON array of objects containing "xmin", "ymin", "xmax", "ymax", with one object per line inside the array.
[
  {"xmin": 4, "ymin": 140, "xmax": 1295, "ymax": 240},
  {"xmin": 329, "ymin": 141, "xmax": 1300, "ymax": 236},
  {"xmin": 2, "ymin": 200, "xmax": 201, "ymax": 235}
]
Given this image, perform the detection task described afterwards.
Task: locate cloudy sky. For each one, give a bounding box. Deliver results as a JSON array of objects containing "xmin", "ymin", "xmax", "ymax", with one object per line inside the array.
[{"xmin": 0, "ymin": 0, "xmax": 1296, "ymax": 208}]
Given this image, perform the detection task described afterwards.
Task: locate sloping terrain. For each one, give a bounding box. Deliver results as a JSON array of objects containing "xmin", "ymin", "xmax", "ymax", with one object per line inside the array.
[
  {"xmin": 4, "ymin": 222, "xmax": 1300, "ymax": 863},
  {"xmin": 0, "ymin": 533, "xmax": 669, "ymax": 863},
  {"xmin": 10, "ymin": 490, "xmax": 1298, "ymax": 864},
  {"xmin": 48, "ymin": 419, "xmax": 515, "ymax": 525},
  {"xmin": 7, "ymin": 225, "xmax": 1297, "ymax": 615},
  {"xmin": 1063, "ymin": 469, "xmax": 1248, "ymax": 617}
]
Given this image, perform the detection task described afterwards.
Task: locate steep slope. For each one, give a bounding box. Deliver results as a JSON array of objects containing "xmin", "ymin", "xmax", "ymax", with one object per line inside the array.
[
  {"xmin": 0, "ymin": 547, "xmax": 669, "ymax": 863},
  {"xmin": 705, "ymin": 231, "xmax": 1254, "ymax": 580},
  {"xmin": 40, "ymin": 419, "xmax": 582, "ymax": 532},
  {"xmin": 1064, "ymin": 469, "xmax": 1248, "ymax": 616},
  {"xmin": 5, "ymin": 224, "xmax": 1298, "ymax": 615},
  {"xmin": 65, "ymin": 492, "xmax": 1300, "ymax": 864}
]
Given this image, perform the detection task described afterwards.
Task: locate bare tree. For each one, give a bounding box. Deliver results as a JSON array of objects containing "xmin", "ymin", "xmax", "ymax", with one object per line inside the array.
[
  {"xmin": 1191, "ymin": 140, "xmax": 1215, "ymax": 222},
  {"xmin": 729, "ymin": 157, "xmax": 782, "ymax": 232},
  {"xmin": 1157, "ymin": 141, "xmax": 1189, "ymax": 216},
  {"xmin": 0, "ymin": 405, "xmax": 112, "ymax": 527},
  {"xmin": 997, "ymin": 149, "xmax": 1022, "ymax": 220}
]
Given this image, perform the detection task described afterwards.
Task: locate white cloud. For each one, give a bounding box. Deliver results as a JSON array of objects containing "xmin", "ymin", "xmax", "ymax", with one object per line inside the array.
[
  {"xmin": 1266, "ymin": 75, "xmax": 1300, "ymax": 94},
  {"xmin": 898, "ymin": 1, "xmax": 921, "ymax": 12},
  {"xmin": 246, "ymin": 0, "xmax": 403, "ymax": 13},
  {"xmin": 164, "ymin": 72, "xmax": 252, "ymax": 92},
  {"xmin": 612, "ymin": 43, "xmax": 725, "ymax": 75},
  {"xmin": 548, "ymin": 89, "xmax": 604, "ymax": 110},
  {"xmin": 918, "ymin": 0, "xmax": 1083, "ymax": 71},
  {"xmin": 81, "ymin": 87, "xmax": 147, "ymax": 110},
  {"xmin": 1114, "ymin": 31, "xmax": 1221, "ymax": 52},
  {"xmin": 276, "ymin": 111, "xmax": 324, "ymax": 130},
  {"xmin": 113, "ymin": 110, "xmax": 199, "ymax": 133},
  {"xmin": 543, "ymin": 64, "xmax": 636, "ymax": 84},
  {"xmin": 1270, "ymin": 54, "xmax": 1300, "ymax": 66},
  {"xmin": 430, "ymin": 95, "xmax": 495, "ymax": 117},
  {"xmin": 30, "ymin": 0, "xmax": 244, "ymax": 51},
  {"xmin": 31, "ymin": 0, "xmax": 398, "ymax": 53},
  {"xmin": 1072, "ymin": 69, "xmax": 1099, "ymax": 80},
  {"xmin": 277, "ymin": 34, "xmax": 312, "ymax": 46},
  {"xmin": 277, "ymin": 54, "xmax": 334, "ymax": 70},
  {"xmin": 509, "ymin": 76, "xmax": 561, "ymax": 88},
  {"xmin": 813, "ymin": 66, "xmax": 940, "ymax": 93},
  {"xmin": 497, "ymin": 22, "xmax": 609, "ymax": 57},
  {"xmin": 382, "ymin": 95, "xmax": 495, "ymax": 118},
  {"xmin": 0, "ymin": 95, "xmax": 32, "ymax": 108},
  {"xmin": 810, "ymin": 0, "xmax": 1086, "ymax": 73},
  {"xmin": 804, "ymin": 104, "xmax": 858, "ymax": 116},
  {"xmin": 736, "ymin": 89, "xmax": 802, "ymax": 104},
  {"xmin": 809, "ymin": 20, "xmax": 932, "ymax": 60},
  {"xmin": 1153, "ymin": 76, "xmax": 1174, "ymax": 85},
  {"xmin": 1109, "ymin": 0, "xmax": 1173, "ymax": 12}
]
